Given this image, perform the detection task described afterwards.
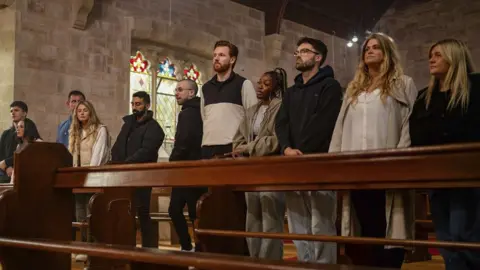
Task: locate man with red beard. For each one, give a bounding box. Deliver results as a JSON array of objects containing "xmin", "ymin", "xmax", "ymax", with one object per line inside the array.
[
  {"xmin": 275, "ymin": 37, "xmax": 342, "ymax": 263},
  {"xmin": 200, "ymin": 40, "xmax": 257, "ymax": 159}
]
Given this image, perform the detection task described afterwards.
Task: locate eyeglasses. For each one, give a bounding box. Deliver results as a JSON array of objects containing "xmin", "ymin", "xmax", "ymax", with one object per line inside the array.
[
  {"xmin": 174, "ymin": 88, "xmax": 193, "ymax": 93},
  {"xmin": 293, "ymin": 48, "xmax": 319, "ymax": 56}
]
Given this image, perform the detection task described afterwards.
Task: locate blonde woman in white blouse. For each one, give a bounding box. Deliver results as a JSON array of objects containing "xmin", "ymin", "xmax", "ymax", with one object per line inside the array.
[
  {"xmin": 329, "ymin": 33, "xmax": 417, "ymax": 268},
  {"xmin": 68, "ymin": 100, "xmax": 110, "ymax": 263}
]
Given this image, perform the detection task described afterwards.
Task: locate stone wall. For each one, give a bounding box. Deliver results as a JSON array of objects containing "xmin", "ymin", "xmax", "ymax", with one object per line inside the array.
[
  {"xmin": 12, "ymin": 0, "xmax": 131, "ymax": 140},
  {"xmin": 376, "ymin": 0, "xmax": 480, "ymax": 88},
  {"xmin": 0, "ymin": 7, "xmax": 16, "ymax": 130},
  {"xmin": 7, "ymin": 0, "xmax": 357, "ymax": 141}
]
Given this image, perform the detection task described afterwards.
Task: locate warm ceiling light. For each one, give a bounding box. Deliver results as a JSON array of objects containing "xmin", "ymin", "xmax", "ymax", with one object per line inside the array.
[
  {"xmin": 352, "ymin": 36, "xmax": 358, "ymax": 42},
  {"xmin": 347, "ymin": 42, "xmax": 353, "ymax": 47}
]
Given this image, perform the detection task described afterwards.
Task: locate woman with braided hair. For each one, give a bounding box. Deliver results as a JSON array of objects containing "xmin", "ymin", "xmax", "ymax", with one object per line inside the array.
[{"xmin": 233, "ymin": 68, "xmax": 287, "ymax": 260}]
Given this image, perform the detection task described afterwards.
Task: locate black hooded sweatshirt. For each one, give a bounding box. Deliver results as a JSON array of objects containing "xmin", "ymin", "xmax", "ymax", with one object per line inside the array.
[
  {"xmin": 275, "ymin": 65, "xmax": 343, "ymax": 154},
  {"xmin": 169, "ymin": 97, "xmax": 203, "ymax": 162}
]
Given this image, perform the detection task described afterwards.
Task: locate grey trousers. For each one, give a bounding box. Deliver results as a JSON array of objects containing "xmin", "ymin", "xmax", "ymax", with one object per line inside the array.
[
  {"xmin": 286, "ymin": 191, "xmax": 337, "ymax": 263},
  {"xmin": 245, "ymin": 192, "xmax": 286, "ymax": 260},
  {"xmin": 75, "ymin": 193, "xmax": 93, "ymax": 242}
]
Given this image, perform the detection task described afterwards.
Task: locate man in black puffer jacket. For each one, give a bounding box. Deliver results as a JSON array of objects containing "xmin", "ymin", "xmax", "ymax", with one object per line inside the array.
[
  {"xmin": 111, "ymin": 91, "xmax": 165, "ymax": 248},
  {"xmin": 168, "ymin": 79, "xmax": 207, "ymax": 252}
]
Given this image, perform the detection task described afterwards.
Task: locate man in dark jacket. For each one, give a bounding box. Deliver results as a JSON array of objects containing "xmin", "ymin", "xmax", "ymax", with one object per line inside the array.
[
  {"xmin": 168, "ymin": 79, "xmax": 207, "ymax": 252},
  {"xmin": 111, "ymin": 91, "xmax": 165, "ymax": 248},
  {"xmin": 275, "ymin": 37, "xmax": 342, "ymax": 263},
  {"xmin": 0, "ymin": 101, "xmax": 40, "ymax": 182}
]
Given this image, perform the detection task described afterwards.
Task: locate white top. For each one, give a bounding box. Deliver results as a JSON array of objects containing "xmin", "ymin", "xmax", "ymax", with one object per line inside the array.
[
  {"xmin": 252, "ymin": 105, "xmax": 268, "ymax": 136},
  {"xmin": 341, "ymin": 89, "xmax": 392, "ymax": 151}
]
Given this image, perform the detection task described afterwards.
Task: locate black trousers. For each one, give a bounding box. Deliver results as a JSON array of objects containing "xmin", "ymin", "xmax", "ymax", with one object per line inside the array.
[
  {"xmin": 345, "ymin": 190, "xmax": 405, "ymax": 268},
  {"xmin": 201, "ymin": 144, "xmax": 233, "ymax": 159},
  {"xmin": 168, "ymin": 187, "xmax": 208, "ymax": 250},
  {"xmin": 136, "ymin": 187, "xmax": 157, "ymax": 248}
]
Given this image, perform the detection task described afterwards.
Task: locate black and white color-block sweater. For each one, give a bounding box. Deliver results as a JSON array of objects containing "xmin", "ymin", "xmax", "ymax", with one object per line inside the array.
[{"xmin": 200, "ymin": 72, "xmax": 257, "ymax": 146}]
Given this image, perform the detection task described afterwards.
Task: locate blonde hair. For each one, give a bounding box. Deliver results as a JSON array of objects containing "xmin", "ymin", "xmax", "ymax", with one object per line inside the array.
[
  {"xmin": 346, "ymin": 32, "xmax": 404, "ymax": 103},
  {"xmin": 425, "ymin": 39, "xmax": 476, "ymax": 110},
  {"xmin": 68, "ymin": 100, "xmax": 102, "ymax": 155}
]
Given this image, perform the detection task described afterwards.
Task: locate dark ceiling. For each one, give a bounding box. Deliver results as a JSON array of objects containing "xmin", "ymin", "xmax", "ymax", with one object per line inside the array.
[{"xmin": 230, "ymin": 0, "xmax": 396, "ymax": 41}]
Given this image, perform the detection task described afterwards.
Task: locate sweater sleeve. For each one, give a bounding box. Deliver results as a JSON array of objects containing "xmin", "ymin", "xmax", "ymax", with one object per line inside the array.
[
  {"xmin": 397, "ymin": 76, "xmax": 418, "ymax": 148},
  {"xmin": 200, "ymin": 86, "xmax": 205, "ymax": 121},
  {"xmin": 90, "ymin": 127, "xmax": 109, "ymax": 166},
  {"xmin": 275, "ymin": 90, "xmax": 291, "ymax": 153},
  {"xmin": 241, "ymin": 80, "xmax": 258, "ymax": 110}
]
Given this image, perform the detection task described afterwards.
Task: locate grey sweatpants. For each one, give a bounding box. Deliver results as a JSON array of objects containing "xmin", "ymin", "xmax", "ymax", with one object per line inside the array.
[
  {"xmin": 286, "ymin": 191, "xmax": 337, "ymax": 263},
  {"xmin": 245, "ymin": 192, "xmax": 286, "ymax": 260}
]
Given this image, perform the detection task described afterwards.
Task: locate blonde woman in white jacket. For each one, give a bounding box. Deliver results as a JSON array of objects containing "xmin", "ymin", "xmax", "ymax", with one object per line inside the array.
[
  {"xmin": 329, "ymin": 33, "xmax": 417, "ymax": 268},
  {"xmin": 68, "ymin": 100, "xmax": 110, "ymax": 263}
]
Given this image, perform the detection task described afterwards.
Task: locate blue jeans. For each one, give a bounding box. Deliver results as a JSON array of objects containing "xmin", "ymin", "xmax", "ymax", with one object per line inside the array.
[{"xmin": 430, "ymin": 188, "xmax": 480, "ymax": 270}]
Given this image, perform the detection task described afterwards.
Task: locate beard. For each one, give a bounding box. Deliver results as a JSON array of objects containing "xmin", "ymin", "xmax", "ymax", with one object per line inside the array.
[
  {"xmin": 295, "ymin": 57, "xmax": 316, "ymax": 72},
  {"xmin": 132, "ymin": 108, "xmax": 147, "ymax": 117},
  {"xmin": 213, "ymin": 61, "xmax": 231, "ymax": 73}
]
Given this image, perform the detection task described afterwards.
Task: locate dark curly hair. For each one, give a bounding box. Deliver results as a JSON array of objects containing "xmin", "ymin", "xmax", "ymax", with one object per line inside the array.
[{"xmin": 262, "ymin": 68, "xmax": 288, "ymax": 98}]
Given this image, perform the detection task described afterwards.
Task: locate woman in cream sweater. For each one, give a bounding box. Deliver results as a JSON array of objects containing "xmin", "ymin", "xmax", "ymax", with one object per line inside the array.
[{"xmin": 68, "ymin": 100, "xmax": 110, "ymax": 262}]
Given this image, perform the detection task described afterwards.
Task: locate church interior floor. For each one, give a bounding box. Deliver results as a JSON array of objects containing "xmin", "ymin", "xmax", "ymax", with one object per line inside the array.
[{"xmin": 68, "ymin": 241, "xmax": 446, "ymax": 269}]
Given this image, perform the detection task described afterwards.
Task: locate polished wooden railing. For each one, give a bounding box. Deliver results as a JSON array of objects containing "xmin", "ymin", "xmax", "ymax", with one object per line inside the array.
[{"xmin": 1, "ymin": 142, "xmax": 480, "ymax": 269}]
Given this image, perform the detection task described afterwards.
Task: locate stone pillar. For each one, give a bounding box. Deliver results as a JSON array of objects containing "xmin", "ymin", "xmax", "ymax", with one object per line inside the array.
[
  {"xmin": 0, "ymin": 5, "xmax": 16, "ymax": 130},
  {"xmin": 263, "ymin": 34, "xmax": 285, "ymax": 69}
]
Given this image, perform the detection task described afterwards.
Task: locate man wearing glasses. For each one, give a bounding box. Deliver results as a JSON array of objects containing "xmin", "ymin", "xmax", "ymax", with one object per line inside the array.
[
  {"xmin": 168, "ymin": 79, "xmax": 206, "ymax": 252},
  {"xmin": 111, "ymin": 91, "xmax": 165, "ymax": 248},
  {"xmin": 275, "ymin": 37, "xmax": 342, "ymax": 263}
]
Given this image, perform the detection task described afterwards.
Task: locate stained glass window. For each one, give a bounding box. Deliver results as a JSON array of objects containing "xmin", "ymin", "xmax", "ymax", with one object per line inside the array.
[
  {"xmin": 158, "ymin": 58, "xmax": 176, "ymax": 79},
  {"xmin": 156, "ymin": 58, "xmax": 179, "ymax": 157},
  {"xmin": 129, "ymin": 51, "xmax": 152, "ymax": 114},
  {"xmin": 183, "ymin": 64, "xmax": 201, "ymax": 83}
]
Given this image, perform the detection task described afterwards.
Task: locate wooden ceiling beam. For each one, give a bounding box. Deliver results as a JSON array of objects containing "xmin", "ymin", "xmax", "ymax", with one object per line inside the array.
[{"xmin": 264, "ymin": 0, "xmax": 290, "ymax": 35}]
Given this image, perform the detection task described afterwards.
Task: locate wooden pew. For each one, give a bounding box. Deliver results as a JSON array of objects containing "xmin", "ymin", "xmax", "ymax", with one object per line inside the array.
[
  {"xmin": 4, "ymin": 142, "xmax": 480, "ymax": 269},
  {"xmin": 1, "ymin": 237, "xmax": 392, "ymax": 270}
]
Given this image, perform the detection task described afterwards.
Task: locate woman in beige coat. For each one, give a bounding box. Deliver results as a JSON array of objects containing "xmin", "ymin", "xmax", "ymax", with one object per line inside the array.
[
  {"xmin": 69, "ymin": 100, "xmax": 110, "ymax": 263},
  {"xmin": 328, "ymin": 33, "xmax": 417, "ymax": 268},
  {"xmin": 233, "ymin": 68, "xmax": 287, "ymax": 260}
]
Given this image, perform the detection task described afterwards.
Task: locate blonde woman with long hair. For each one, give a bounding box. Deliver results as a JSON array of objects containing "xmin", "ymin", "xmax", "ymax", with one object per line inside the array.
[
  {"xmin": 329, "ymin": 32, "xmax": 417, "ymax": 268},
  {"xmin": 68, "ymin": 100, "xmax": 110, "ymax": 263},
  {"xmin": 410, "ymin": 39, "xmax": 479, "ymax": 270}
]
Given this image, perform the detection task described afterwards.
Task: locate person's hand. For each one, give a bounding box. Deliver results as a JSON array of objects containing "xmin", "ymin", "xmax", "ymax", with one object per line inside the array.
[
  {"xmin": 6, "ymin": 167, "xmax": 13, "ymax": 177},
  {"xmin": 0, "ymin": 160, "xmax": 6, "ymax": 171},
  {"xmin": 284, "ymin": 147, "xmax": 303, "ymax": 156},
  {"xmin": 231, "ymin": 151, "xmax": 246, "ymax": 159}
]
